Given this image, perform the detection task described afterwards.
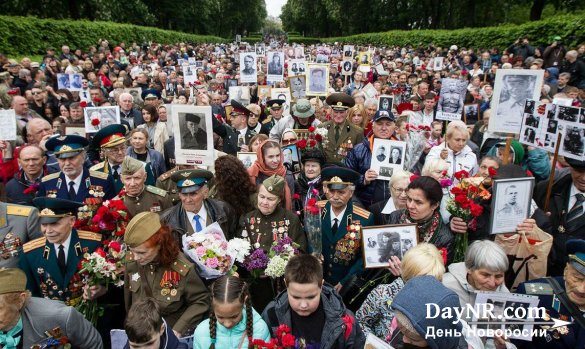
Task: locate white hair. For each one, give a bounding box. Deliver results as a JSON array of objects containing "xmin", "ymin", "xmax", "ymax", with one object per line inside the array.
[{"xmin": 464, "ymin": 240, "xmax": 508, "ymax": 273}]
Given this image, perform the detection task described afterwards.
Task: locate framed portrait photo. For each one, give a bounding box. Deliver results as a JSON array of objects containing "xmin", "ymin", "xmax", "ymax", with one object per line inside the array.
[
  {"xmin": 378, "ymin": 95, "xmax": 394, "ymax": 112},
  {"xmin": 288, "ymin": 75, "xmax": 307, "ymax": 101},
  {"xmin": 343, "ymin": 45, "xmax": 354, "ymax": 58},
  {"xmin": 237, "ymin": 152, "xmax": 257, "ymax": 169},
  {"xmin": 362, "ymin": 224, "xmax": 418, "ymax": 268},
  {"xmin": 171, "ymin": 104, "xmax": 214, "ymax": 167},
  {"xmin": 306, "ymin": 63, "xmax": 329, "ymax": 96},
  {"xmin": 433, "ymin": 57, "xmax": 444, "ymax": 71},
  {"xmin": 358, "ymin": 51, "xmax": 371, "ymax": 66},
  {"xmin": 64, "ymin": 126, "xmax": 86, "ymax": 138},
  {"xmin": 282, "ymin": 144, "xmax": 301, "ymax": 173},
  {"xmin": 239, "ymin": 52, "xmax": 258, "ymax": 83},
  {"xmin": 463, "ymin": 103, "xmax": 480, "ymax": 125},
  {"xmin": 271, "ymin": 88, "xmax": 292, "ymax": 116},
  {"xmin": 341, "ymin": 60, "xmax": 353, "ymax": 76},
  {"xmin": 287, "ymin": 59, "xmax": 306, "ymax": 77},
  {"xmin": 489, "ymin": 177, "xmax": 535, "ymax": 234},
  {"xmin": 293, "ymin": 129, "xmax": 310, "ymax": 141},
  {"xmin": 369, "ymin": 139, "xmax": 406, "ymax": 181},
  {"xmin": 84, "ymin": 106, "xmax": 120, "ymax": 133},
  {"xmin": 267, "ymin": 51, "xmax": 285, "ymax": 82}
]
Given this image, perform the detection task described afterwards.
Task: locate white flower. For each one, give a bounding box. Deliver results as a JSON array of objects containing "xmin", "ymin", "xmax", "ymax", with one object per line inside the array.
[
  {"xmin": 265, "ymin": 255, "xmax": 288, "ymax": 278},
  {"xmin": 228, "ymin": 238, "xmax": 251, "ymax": 263}
]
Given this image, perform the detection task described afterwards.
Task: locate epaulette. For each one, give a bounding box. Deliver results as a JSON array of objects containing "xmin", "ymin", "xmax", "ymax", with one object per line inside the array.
[
  {"xmin": 353, "ymin": 206, "xmax": 371, "ymax": 219},
  {"xmin": 172, "ymin": 255, "xmax": 193, "ymax": 277},
  {"xmin": 6, "ymin": 205, "xmax": 33, "ymax": 216},
  {"xmin": 23, "ymin": 237, "xmax": 46, "ymax": 253},
  {"xmin": 41, "ymin": 172, "xmax": 60, "ymax": 182},
  {"xmin": 262, "ymin": 116, "xmax": 272, "ymax": 124},
  {"xmin": 317, "ymin": 200, "xmax": 327, "ymax": 208},
  {"xmin": 89, "ymin": 170, "xmax": 109, "ymax": 180},
  {"xmin": 77, "ymin": 230, "xmax": 102, "ymax": 242},
  {"xmin": 524, "ymin": 282, "xmax": 553, "ymax": 295},
  {"xmin": 146, "ymin": 185, "xmax": 168, "ymax": 197},
  {"xmin": 89, "ymin": 162, "xmax": 105, "ymax": 171},
  {"xmin": 126, "ymin": 251, "xmax": 135, "ymax": 262},
  {"xmin": 158, "ymin": 169, "xmax": 177, "ymax": 182}
]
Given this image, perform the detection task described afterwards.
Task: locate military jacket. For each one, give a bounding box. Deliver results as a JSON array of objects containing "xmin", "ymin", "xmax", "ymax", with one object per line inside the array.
[
  {"xmin": 0, "ymin": 203, "xmax": 41, "ymax": 268},
  {"xmin": 122, "ymin": 185, "xmax": 173, "ymax": 217},
  {"xmin": 90, "ymin": 160, "xmax": 156, "ymax": 193},
  {"xmin": 156, "ymin": 168, "xmax": 181, "ymax": 206},
  {"xmin": 37, "ymin": 168, "xmax": 116, "ymax": 201},
  {"xmin": 318, "ymin": 120, "xmax": 364, "ymax": 163}
]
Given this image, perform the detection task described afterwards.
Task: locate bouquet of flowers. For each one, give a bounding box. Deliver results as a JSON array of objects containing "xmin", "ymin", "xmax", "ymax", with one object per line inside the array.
[
  {"xmin": 75, "ymin": 199, "xmax": 131, "ymax": 242},
  {"xmin": 304, "ymin": 195, "xmax": 322, "ymax": 257},
  {"xmin": 76, "ymin": 240, "xmax": 126, "ymax": 326},
  {"xmin": 251, "ymin": 324, "xmax": 297, "ymax": 349},
  {"xmin": 242, "ymin": 247, "xmax": 270, "ymax": 278},
  {"xmin": 265, "ymin": 236, "xmax": 301, "ymax": 278},
  {"xmin": 446, "ymin": 170, "xmax": 491, "ymax": 262},
  {"xmin": 182, "ymin": 222, "xmax": 251, "ymax": 279}
]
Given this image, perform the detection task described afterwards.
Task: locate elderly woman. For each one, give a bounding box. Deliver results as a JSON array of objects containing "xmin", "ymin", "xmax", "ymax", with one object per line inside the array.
[
  {"xmin": 427, "ymin": 120, "xmax": 478, "ymax": 178},
  {"xmin": 294, "ymin": 148, "xmax": 326, "ymax": 206},
  {"xmin": 0, "ymin": 268, "xmax": 103, "ymax": 348},
  {"xmin": 137, "ymin": 104, "xmax": 169, "ymax": 155},
  {"xmin": 385, "ymin": 176, "xmax": 455, "ymax": 263},
  {"xmin": 356, "ymin": 243, "xmax": 445, "ymax": 342},
  {"xmin": 421, "ymin": 158, "xmax": 452, "ymax": 223},
  {"xmin": 124, "ymin": 212, "xmax": 210, "ymax": 337},
  {"xmin": 280, "ymin": 128, "xmax": 298, "ymax": 146},
  {"xmin": 369, "ymin": 170, "xmax": 412, "ymax": 225},
  {"xmin": 127, "ymin": 128, "xmax": 167, "ymax": 179}
]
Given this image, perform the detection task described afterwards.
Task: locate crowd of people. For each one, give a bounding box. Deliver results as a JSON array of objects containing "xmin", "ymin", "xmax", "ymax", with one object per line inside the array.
[{"xmin": 0, "ymin": 34, "xmax": 584, "ymax": 349}]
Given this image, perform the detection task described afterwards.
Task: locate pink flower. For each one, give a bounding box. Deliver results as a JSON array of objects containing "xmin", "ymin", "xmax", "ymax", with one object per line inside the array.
[
  {"xmin": 206, "ymin": 257, "xmax": 219, "ymax": 268},
  {"xmin": 195, "ymin": 246, "xmax": 207, "ymax": 257}
]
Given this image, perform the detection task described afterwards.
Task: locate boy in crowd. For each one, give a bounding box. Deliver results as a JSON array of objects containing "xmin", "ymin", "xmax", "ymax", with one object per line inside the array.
[{"xmin": 262, "ymin": 254, "xmax": 365, "ymax": 348}]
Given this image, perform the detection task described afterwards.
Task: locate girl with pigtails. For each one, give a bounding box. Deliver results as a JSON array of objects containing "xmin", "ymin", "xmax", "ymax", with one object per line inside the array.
[{"xmin": 193, "ymin": 276, "xmax": 271, "ymax": 348}]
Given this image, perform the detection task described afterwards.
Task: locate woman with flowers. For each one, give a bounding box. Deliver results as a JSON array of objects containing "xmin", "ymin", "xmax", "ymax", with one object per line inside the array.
[
  {"xmin": 193, "ymin": 276, "xmax": 271, "ymax": 349},
  {"xmin": 123, "ymin": 212, "xmax": 210, "ymax": 337}
]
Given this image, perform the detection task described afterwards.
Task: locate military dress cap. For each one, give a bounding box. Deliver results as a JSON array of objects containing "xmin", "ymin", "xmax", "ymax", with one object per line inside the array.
[
  {"xmin": 141, "ymin": 88, "xmax": 161, "ymax": 100},
  {"xmin": 372, "ymin": 110, "xmax": 396, "ymax": 123},
  {"xmin": 230, "ymin": 100, "xmax": 252, "ymax": 116},
  {"xmin": 121, "ymin": 156, "xmax": 146, "ymax": 175},
  {"xmin": 292, "ymin": 99, "xmax": 315, "ymax": 118},
  {"xmin": 565, "ymin": 157, "xmax": 585, "ymax": 170},
  {"xmin": 33, "ymin": 197, "xmax": 83, "ymax": 224},
  {"xmin": 185, "ymin": 113, "xmax": 201, "ymax": 124},
  {"xmin": 266, "ymin": 99, "xmax": 286, "ymax": 110},
  {"xmin": 91, "ymin": 124, "xmax": 127, "ymax": 149},
  {"xmin": 262, "ymin": 175, "xmax": 285, "ymax": 197},
  {"xmin": 45, "ymin": 135, "xmax": 89, "ymax": 159},
  {"xmin": 171, "ymin": 169, "xmax": 213, "ymax": 194},
  {"xmin": 124, "ymin": 211, "xmax": 162, "ymax": 248},
  {"xmin": 321, "ymin": 166, "xmax": 360, "ymax": 190},
  {"xmin": 0, "ymin": 268, "xmax": 27, "ymax": 294},
  {"xmin": 567, "ymin": 239, "xmax": 585, "ymax": 275},
  {"xmin": 325, "ymin": 92, "xmax": 355, "ymax": 112}
]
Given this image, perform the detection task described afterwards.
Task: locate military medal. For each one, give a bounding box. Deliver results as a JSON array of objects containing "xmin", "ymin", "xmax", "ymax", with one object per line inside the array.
[
  {"xmin": 0, "ymin": 233, "xmax": 21, "ymax": 259},
  {"xmin": 151, "ymin": 203, "xmax": 161, "ymax": 212},
  {"xmin": 170, "ymin": 289, "xmax": 178, "ymax": 296},
  {"xmin": 558, "ymin": 225, "xmax": 565, "ymax": 233},
  {"xmin": 161, "ymin": 288, "xmax": 170, "ymax": 296}
]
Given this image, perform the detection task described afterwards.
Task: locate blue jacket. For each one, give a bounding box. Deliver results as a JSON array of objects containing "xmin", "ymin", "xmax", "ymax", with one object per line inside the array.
[
  {"xmin": 124, "ymin": 318, "xmax": 187, "ymax": 349},
  {"xmin": 127, "ymin": 147, "xmax": 167, "ymax": 179},
  {"xmin": 343, "ymin": 137, "xmax": 391, "ymax": 207},
  {"xmin": 193, "ymin": 308, "xmax": 270, "ymax": 349},
  {"xmin": 37, "ymin": 167, "xmax": 116, "ymax": 201}
]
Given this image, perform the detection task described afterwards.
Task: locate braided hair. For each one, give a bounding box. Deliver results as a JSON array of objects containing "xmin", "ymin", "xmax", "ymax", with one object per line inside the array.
[{"xmin": 209, "ymin": 276, "xmax": 253, "ymax": 349}]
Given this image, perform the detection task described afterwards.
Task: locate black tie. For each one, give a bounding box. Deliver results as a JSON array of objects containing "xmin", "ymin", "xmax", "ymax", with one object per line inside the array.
[
  {"xmin": 335, "ymin": 126, "xmax": 340, "ymax": 142},
  {"xmin": 68, "ymin": 181, "xmax": 76, "ymax": 199},
  {"xmin": 567, "ymin": 193, "xmax": 585, "ymax": 226},
  {"xmin": 112, "ymin": 165, "xmax": 120, "ymax": 181},
  {"xmin": 332, "ymin": 218, "xmax": 339, "ymax": 235},
  {"xmin": 58, "ymin": 245, "xmax": 66, "ymax": 274}
]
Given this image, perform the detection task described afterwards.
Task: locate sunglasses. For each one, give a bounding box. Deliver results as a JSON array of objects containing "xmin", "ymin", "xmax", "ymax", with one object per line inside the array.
[
  {"xmin": 282, "ymin": 138, "xmax": 297, "ymax": 145},
  {"xmin": 31, "ymin": 91, "xmax": 43, "ymax": 95}
]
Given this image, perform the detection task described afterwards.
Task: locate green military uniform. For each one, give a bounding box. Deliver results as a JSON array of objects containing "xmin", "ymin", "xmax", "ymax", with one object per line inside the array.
[
  {"xmin": 90, "ymin": 160, "xmax": 156, "ymax": 193},
  {"xmin": 318, "ymin": 93, "xmax": 364, "ymax": 163},
  {"xmin": 0, "ymin": 202, "xmax": 41, "ymax": 268},
  {"xmin": 123, "ymin": 185, "xmax": 173, "ymax": 217},
  {"xmin": 124, "ymin": 212, "xmax": 210, "ymax": 336},
  {"xmin": 156, "ymin": 168, "xmax": 181, "ymax": 205}
]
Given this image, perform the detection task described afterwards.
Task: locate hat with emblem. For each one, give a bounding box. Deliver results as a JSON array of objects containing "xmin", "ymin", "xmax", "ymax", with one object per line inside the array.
[
  {"xmin": 267, "ymin": 99, "xmax": 286, "ymax": 110},
  {"xmin": 91, "ymin": 124, "xmax": 127, "ymax": 149},
  {"xmin": 230, "ymin": 100, "xmax": 252, "ymax": 117},
  {"xmin": 325, "ymin": 92, "xmax": 355, "ymax": 112},
  {"xmin": 262, "ymin": 175, "xmax": 285, "ymax": 197},
  {"xmin": 124, "ymin": 212, "xmax": 162, "ymax": 248},
  {"xmin": 33, "ymin": 197, "xmax": 83, "ymax": 224},
  {"xmin": 45, "ymin": 135, "xmax": 89, "ymax": 159},
  {"xmin": 292, "ymin": 99, "xmax": 315, "ymax": 118},
  {"xmin": 321, "ymin": 166, "xmax": 360, "ymax": 190},
  {"xmin": 567, "ymin": 239, "xmax": 585, "ymax": 275},
  {"xmin": 565, "ymin": 157, "xmax": 585, "ymax": 170},
  {"xmin": 141, "ymin": 88, "xmax": 161, "ymax": 100},
  {"xmin": 121, "ymin": 156, "xmax": 145, "ymax": 175},
  {"xmin": 171, "ymin": 169, "xmax": 213, "ymax": 194},
  {"xmin": 372, "ymin": 110, "xmax": 396, "ymax": 123},
  {"xmin": 185, "ymin": 113, "xmax": 201, "ymax": 124},
  {"xmin": 0, "ymin": 268, "xmax": 27, "ymax": 294}
]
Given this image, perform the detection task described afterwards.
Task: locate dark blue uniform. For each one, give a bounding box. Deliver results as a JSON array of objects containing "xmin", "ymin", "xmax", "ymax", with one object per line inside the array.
[{"xmin": 37, "ymin": 168, "xmax": 116, "ymax": 201}]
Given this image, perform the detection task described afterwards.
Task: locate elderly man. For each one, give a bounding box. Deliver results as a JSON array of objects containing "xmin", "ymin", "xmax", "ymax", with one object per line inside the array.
[
  {"xmin": 12, "ymin": 96, "xmax": 41, "ymax": 140},
  {"xmin": 160, "ymin": 169, "xmax": 237, "ymax": 241},
  {"xmin": 90, "ymin": 124, "xmax": 155, "ymax": 193},
  {"xmin": 318, "ymin": 93, "xmax": 364, "ymax": 163},
  {"xmin": 181, "ymin": 113, "xmax": 207, "ymax": 150},
  {"xmin": 118, "ymin": 92, "xmax": 145, "ymax": 129},
  {"xmin": 142, "ymin": 88, "xmax": 162, "ymax": 106},
  {"xmin": 263, "ymin": 99, "xmax": 286, "ymax": 133},
  {"xmin": 20, "ymin": 118, "xmax": 60, "ymax": 171},
  {"xmin": 6, "ymin": 145, "xmax": 55, "ymax": 205},
  {"xmin": 119, "ymin": 156, "xmax": 172, "ymax": 216},
  {"xmin": 0, "ymin": 197, "xmax": 40, "ymax": 268},
  {"xmin": 0, "ymin": 268, "xmax": 103, "ymax": 348},
  {"xmin": 37, "ymin": 135, "xmax": 115, "ymax": 201},
  {"xmin": 269, "ymin": 99, "xmax": 321, "ymax": 141},
  {"xmin": 319, "ymin": 167, "xmax": 374, "ymax": 296},
  {"xmin": 561, "ymin": 50, "xmax": 585, "ymax": 89}
]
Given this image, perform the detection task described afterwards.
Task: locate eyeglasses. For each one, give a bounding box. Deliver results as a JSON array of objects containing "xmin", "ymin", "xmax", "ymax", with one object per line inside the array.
[
  {"xmin": 107, "ymin": 145, "xmax": 127, "ymax": 153},
  {"xmin": 282, "ymin": 138, "xmax": 297, "ymax": 145},
  {"xmin": 392, "ymin": 186, "xmax": 407, "ymax": 194},
  {"xmin": 31, "ymin": 91, "xmax": 43, "ymax": 95}
]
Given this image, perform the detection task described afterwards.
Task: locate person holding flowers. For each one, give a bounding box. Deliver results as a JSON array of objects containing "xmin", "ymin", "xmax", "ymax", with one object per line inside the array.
[
  {"xmin": 124, "ymin": 211, "xmax": 210, "ymax": 337},
  {"xmin": 193, "ymin": 276, "xmax": 271, "ymax": 349}
]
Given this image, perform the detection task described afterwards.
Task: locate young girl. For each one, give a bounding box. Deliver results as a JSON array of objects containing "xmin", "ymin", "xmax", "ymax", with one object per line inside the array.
[{"xmin": 193, "ymin": 276, "xmax": 271, "ymax": 349}]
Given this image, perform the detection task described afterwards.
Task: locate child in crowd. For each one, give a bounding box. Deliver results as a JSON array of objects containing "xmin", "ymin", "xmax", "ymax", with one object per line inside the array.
[
  {"xmin": 124, "ymin": 298, "xmax": 188, "ymax": 349},
  {"xmin": 262, "ymin": 254, "xmax": 366, "ymax": 349},
  {"xmin": 193, "ymin": 276, "xmax": 271, "ymax": 349}
]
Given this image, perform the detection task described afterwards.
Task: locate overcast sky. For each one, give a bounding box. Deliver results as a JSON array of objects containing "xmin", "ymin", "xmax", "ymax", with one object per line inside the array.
[{"xmin": 265, "ymin": 0, "xmax": 287, "ymax": 17}]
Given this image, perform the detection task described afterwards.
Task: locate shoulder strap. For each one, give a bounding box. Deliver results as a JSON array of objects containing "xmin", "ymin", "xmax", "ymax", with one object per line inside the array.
[{"xmin": 546, "ymin": 277, "xmax": 585, "ymax": 328}]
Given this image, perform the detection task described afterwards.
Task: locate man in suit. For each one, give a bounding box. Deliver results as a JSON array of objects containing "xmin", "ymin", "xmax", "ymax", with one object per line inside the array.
[
  {"xmin": 0, "ymin": 268, "xmax": 103, "ymax": 348},
  {"xmin": 118, "ymin": 92, "xmax": 145, "ymax": 129},
  {"xmin": 318, "ymin": 93, "xmax": 364, "ymax": 163},
  {"xmin": 181, "ymin": 113, "xmax": 207, "ymax": 150},
  {"xmin": 37, "ymin": 135, "xmax": 116, "ymax": 201},
  {"xmin": 0, "ymin": 202, "xmax": 41, "ymax": 268},
  {"xmin": 241, "ymin": 55, "xmax": 256, "ymax": 76}
]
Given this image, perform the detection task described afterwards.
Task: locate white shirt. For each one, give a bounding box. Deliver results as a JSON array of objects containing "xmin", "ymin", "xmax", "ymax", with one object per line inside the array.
[
  {"xmin": 186, "ymin": 205, "xmax": 208, "ymax": 232},
  {"xmin": 66, "ymin": 172, "xmax": 83, "ymax": 194},
  {"xmin": 569, "ymin": 184, "xmax": 585, "ymax": 215},
  {"xmin": 330, "ymin": 207, "xmax": 347, "ymax": 228},
  {"xmin": 53, "ymin": 232, "xmax": 72, "ymax": 263},
  {"xmin": 381, "ymin": 198, "xmax": 397, "ymax": 214}
]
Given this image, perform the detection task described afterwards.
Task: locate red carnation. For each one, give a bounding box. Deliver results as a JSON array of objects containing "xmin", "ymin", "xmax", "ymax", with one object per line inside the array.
[
  {"xmin": 470, "ymin": 202, "xmax": 483, "ymax": 217},
  {"xmin": 440, "ymin": 247, "xmax": 448, "ymax": 265},
  {"xmin": 454, "ymin": 194, "xmax": 468, "ymax": 205},
  {"xmin": 92, "ymin": 97, "xmax": 102, "ymax": 103},
  {"xmin": 409, "ymin": 174, "xmax": 419, "ymax": 182},
  {"xmin": 108, "ymin": 241, "xmax": 122, "ymax": 253},
  {"xmin": 79, "ymin": 101, "xmax": 88, "ymax": 108},
  {"xmin": 309, "ymin": 139, "xmax": 317, "ymax": 147},
  {"xmin": 296, "ymin": 139, "xmax": 307, "ymax": 149},
  {"xmin": 307, "ymin": 198, "xmax": 317, "ymax": 206},
  {"xmin": 488, "ymin": 167, "xmax": 497, "ymax": 177},
  {"xmin": 292, "ymin": 193, "xmax": 301, "ymax": 200},
  {"xmin": 308, "ymin": 126, "xmax": 316, "ymax": 133},
  {"xmin": 91, "ymin": 118, "xmax": 100, "ymax": 126},
  {"xmin": 315, "ymin": 134, "xmax": 322, "ymax": 142},
  {"xmin": 276, "ymin": 324, "xmax": 291, "ymax": 338},
  {"xmin": 450, "ymin": 187, "xmax": 463, "ymax": 195},
  {"xmin": 95, "ymin": 248, "xmax": 106, "ymax": 257},
  {"xmin": 454, "ymin": 170, "xmax": 469, "ymax": 181}
]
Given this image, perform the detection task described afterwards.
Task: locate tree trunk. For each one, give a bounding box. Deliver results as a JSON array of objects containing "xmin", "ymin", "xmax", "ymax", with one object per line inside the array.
[
  {"xmin": 68, "ymin": 0, "xmax": 80, "ymax": 19},
  {"xmin": 530, "ymin": 0, "xmax": 545, "ymax": 21}
]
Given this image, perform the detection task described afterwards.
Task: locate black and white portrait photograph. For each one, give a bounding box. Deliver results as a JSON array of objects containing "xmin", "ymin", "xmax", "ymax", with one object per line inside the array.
[
  {"xmin": 524, "ymin": 99, "xmax": 535, "ymax": 115},
  {"xmin": 523, "ymin": 127, "xmax": 536, "ymax": 144},
  {"xmin": 288, "ymin": 76, "xmax": 306, "ymax": 101},
  {"xmin": 557, "ymin": 105, "xmax": 580, "ymax": 122},
  {"xmin": 436, "ymin": 78, "xmax": 468, "ymax": 121},
  {"xmin": 270, "ymin": 88, "xmax": 292, "ymax": 116},
  {"xmin": 358, "ymin": 51, "xmax": 371, "ymax": 65},
  {"xmin": 545, "ymin": 133, "xmax": 556, "ymax": 147},
  {"xmin": 490, "ymin": 177, "xmax": 534, "ymax": 234},
  {"xmin": 84, "ymin": 106, "xmax": 120, "ymax": 133},
  {"xmin": 489, "ymin": 69, "xmax": 544, "ymax": 134},
  {"xmin": 561, "ymin": 125, "xmax": 585, "ymax": 159},
  {"xmin": 57, "ymin": 73, "xmax": 70, "ymax": 89},
  {"xmin": 239, "ymin": 52, "xmax": 257, "ymax": 83},
  {"xmin": 257, "ymin": 85, "xmax": 271, "ymax": 102},
  {"xmin": 255, "ymin": 43, "xmax": 266, "ymax": 56},
  {"xmin": 237, "ymin": 152, "xmax": 257, "ymax": 169},
  {"xmin": 369, "ymin": 139, "xmax": 407, "ymax": 181},
  {"xmin": 306, "ymin": 64, "xmax": 329, "ymax": 96},
  {"xmin": 341, "ymin": 60, "xmax": 353, "ymax": 76},
  {"xmin": 343, "ymin": 45, "xmax": 354, "ymax": 58},
  {"xmin": 464, "ymin": 103, "xmax": 480, "ymax": 125},
  {"xmin": 433, "ymin": 57, "xmax": 444, "ymax": 71},
  {"xmin": 282, "ymin": 144, "xmax": 301, "ymax": 173},
  {"xmin": 172, "ymin": 105, "xmax": 214, "ymax": 167},
  {"xmin": 524, "ymin": 113, "xmax": 540, "ymax": 128},
  {"xmin": 70, "ymin": 74, "xmax": 82, "ymax": 90},
  {"xmin": 378, "ymin": 95, "xmax": 394, "ymax": 112},
  {"xmin": 229, "ymin": 86, "xmax": 251, "ymax": 105},
  {"xmin": 183, "ymin": 65, "xmax": 198, "ymax": 86},
  {"xmin": 267, "ymin": 51, "xmax": 285, "ymax": 82},
  {"xmin": 362, "ymin": 224, "xmax": 418, "ymax": 268},
  {"xmin": 294, "ymin": 46, "xmax": 305, "ymax": 59},
  {"xmin": 288, "ymin": 59, "xmax": 305, "ymax": 76}
]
